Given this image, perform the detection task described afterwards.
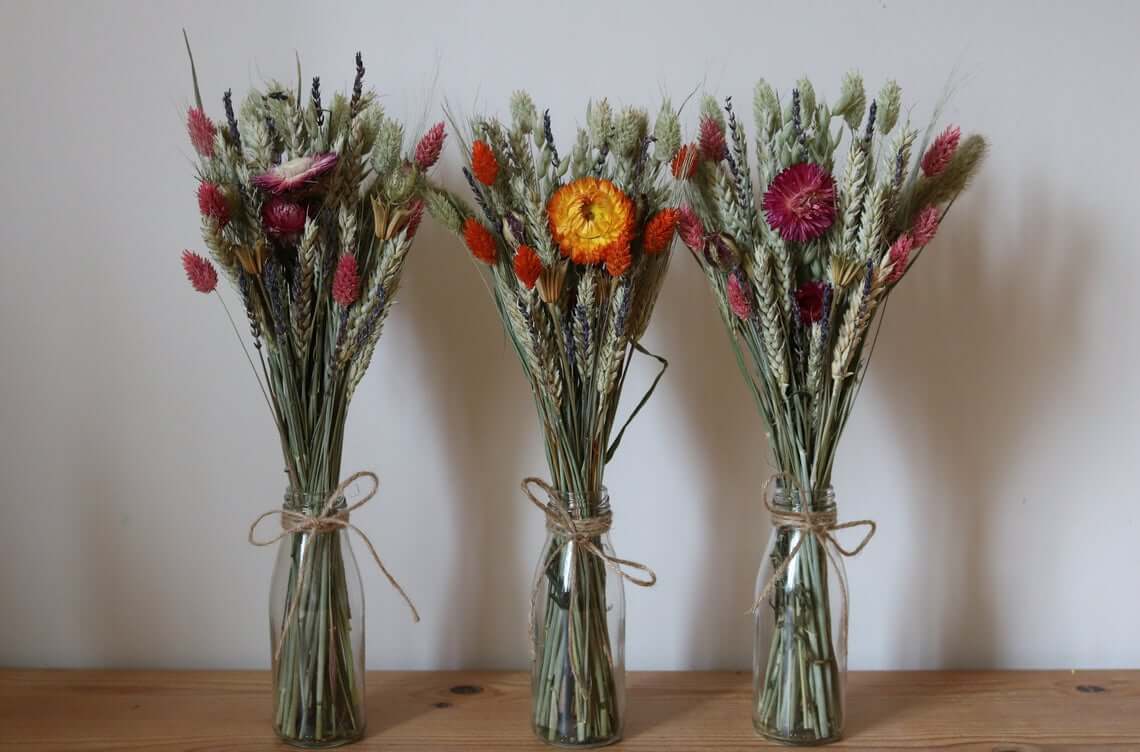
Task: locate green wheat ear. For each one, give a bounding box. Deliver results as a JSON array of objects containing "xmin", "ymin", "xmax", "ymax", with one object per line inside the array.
[{"xmin": 182, "ymin": 29, "xmax": 202, "ymax": 111}]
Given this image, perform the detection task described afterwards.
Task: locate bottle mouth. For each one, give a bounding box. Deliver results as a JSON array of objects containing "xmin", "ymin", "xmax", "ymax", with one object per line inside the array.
[
  {"xmin": 771, "ymin": 481, "xmax": 836, "ymax": 512},
  {"xmin": 549, "ymin": 486, "xmax": 611, "ymax": 518},
  {"xmin": 283, "ymin": 489, "xmax": 346, "ymax": 514}
]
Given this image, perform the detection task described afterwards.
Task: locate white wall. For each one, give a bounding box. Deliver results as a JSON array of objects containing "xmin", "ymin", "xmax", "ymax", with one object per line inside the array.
[{"xmin": 1, "ymin": 0, "xmax": 1137, "ymax": 671}]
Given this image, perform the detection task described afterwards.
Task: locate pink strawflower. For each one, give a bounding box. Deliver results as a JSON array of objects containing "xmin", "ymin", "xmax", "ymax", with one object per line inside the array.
[
  {"xmin": 678, "ymin": 206, "xmax": 706, "ymax": 251},
  {"xmin": 181, "ymin": 250, "xmax": 218, "ymax": 293},
  {"xmin": 921, "ymin": 125, "xmax": 960, "ymax": 177},
  {"xmin": 404, "ymin": 199, "xmax": 425, "ymax": 240},
  {"xmin": 196, "ymin": 182, "xmax": 229, "ymax": 227},
  {"xmin": 414, "ymin": 122, "xmax": 446, "ymax": 171},
  {"xmin": 762, "ymin": 162, "xmax": 837, "ymax": 243},
  {"xmin": 727, "ymin": 270, "xmax": 753, "ymax": 320},
  {"xmin": 911, "ymin": 205, "xmax": 941, "ymax": 246},
  {"xmin": 262, "ymin": 198, "xmax": 307, "ymax": 238},
  {"xmin": 886, "ymin": 233, "xmax": 915, "ymax": 284},
  {"xmin": 795, "ymin": 281, "xmax": 829, "ymax": 325},
  {"xmin": 252, "ymin": 153, "xmax": 338, "ymax": 194},
  {"xmin": 699, "ymin": 115, "xmax": 727, "ymax": 162},
  {"xmin": 187, "ymin": 107, "xmax": 216, "ymax": 158},
  {"xmin": 332, "ymin": 254, "xmax": 361, "ymax": 307}
]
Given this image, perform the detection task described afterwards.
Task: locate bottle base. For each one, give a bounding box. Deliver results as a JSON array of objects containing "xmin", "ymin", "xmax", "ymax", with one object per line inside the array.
[
  {"xmin": 535, "ymin": 734, "xmax": 623, "ymax": 749},
  {"xmin": 276, "ymin": 730, "xmax": 365, "ymax": 749},
  {"xmin": 754, "ymin": 726, "xmax": 842, "ymax": 746}
]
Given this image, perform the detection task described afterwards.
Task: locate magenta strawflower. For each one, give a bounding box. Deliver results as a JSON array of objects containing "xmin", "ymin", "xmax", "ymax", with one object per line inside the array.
[
  {"xmin": 762, "ymin": 163, "xmax": 837, "ymax": 243},
  {"xmin": 794, "ymin": 281, "xmax": 829, "ymax": 325},
  {"xmin": 332, "ymin": 254, "xmax": 361, "ymax": 307},
  {"xmin": 886, "ymin": 233, "xmax": 915, "ymax": 284},
  {"xmin": 414, "ymin": 122, "xmax": 446, "ymax": 171},
  {"xmin": 678, "ymin": 206, "xmax": 706, "ymax": 251},
  {"xmin": 181, "ymin": 250, "xmax": 218, "ymax": 293},
  {"xmin": 197, "ymin": 182, "xmax": 229, "ymax": 227},
  {"xmin": 911, "ymin": 205, "xmax": 941, "ymax": 246},
  {"xmin": 187, "ymin": 107, "xmax": 216, "ymax": 158},
  {"xmin": 699, "ymin": 115, "xmax": 727, "ymax": 162},
  {"xmin": 262, "ymin": 198, "xmax": 307, "ymax": 238},
  {"xmin": 921, "ymin": 125, "xmax": 960, "ymax": 177},
  {"xmin": 727, "ymin": 270, "xmax": 753, "ymax": 320},
  {"xmin": 252, "ymin": 153, "xmax": 338, "ymax": 194}
]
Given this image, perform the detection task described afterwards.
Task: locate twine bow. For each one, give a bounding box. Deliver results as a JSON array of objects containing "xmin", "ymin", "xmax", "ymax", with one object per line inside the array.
[
  {"xmin": 249, "ymin": 470, "xmax": 420, "ymax": 661},
  {"xmin": 748, "ymin": 475, "xmax": 876, "ymax": 651},
  {"xmin": 522, "ymin": 477, "xmax": 656, "ymax": 691}
]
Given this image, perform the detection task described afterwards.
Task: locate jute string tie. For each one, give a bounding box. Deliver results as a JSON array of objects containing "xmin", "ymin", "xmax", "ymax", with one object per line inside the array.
[
  {"xmin": 249, "ymin": 470, "xmax": 420, "ymax": 662},
  {"xmin": 748, "ymin": 475, "xmax": 876, "ymax": 651}
]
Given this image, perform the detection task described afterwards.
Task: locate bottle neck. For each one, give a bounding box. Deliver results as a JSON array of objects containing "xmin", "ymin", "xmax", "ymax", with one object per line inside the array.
[
  {"xmin": 771, "ymin": 482, "xmax": 836, "ymax": 513},
  {"xmin": 549, "ymin": 487, "xmax": 611, "ymax": 521},
  {"xmin": 283, "ymin": 488, "xmax": 345, "ymax": 515}
]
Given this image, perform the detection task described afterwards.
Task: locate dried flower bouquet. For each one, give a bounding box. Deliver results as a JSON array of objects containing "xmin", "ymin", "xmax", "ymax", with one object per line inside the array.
[{"xmin": 673, "ymin": 74, "xmax": 985, "ymax": 743}]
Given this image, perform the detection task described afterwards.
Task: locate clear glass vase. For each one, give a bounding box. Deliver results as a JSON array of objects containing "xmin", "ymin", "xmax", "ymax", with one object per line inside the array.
[
  {"xmin": 753, "ymin": 484, "xmax": 847, "ymax": 745},
  {"xmin": 530, "ymin": 488, "xmax": 626, "ymax": 748},
  {"xmin": 269, "ymin": 489, "xmax": 366, "ymax": 748}
]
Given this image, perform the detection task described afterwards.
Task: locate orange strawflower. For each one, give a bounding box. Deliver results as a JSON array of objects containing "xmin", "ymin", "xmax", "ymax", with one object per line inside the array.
[
  {"xmin": 547, "ymin": 177, "xmax": 635, "ymax": 266},
  {"xmin": 463, "ymin": 217, "xmax": 497, "ymax": 264},
  {"xmin": 643, "ymin": 208, "xmax": 679, "ymax": 255},
  {"xmin": 604, "ymin": 243, "xmax": 631, "ymax": 277},
  {"xmin": 513, "ymin": 245, "xmax": 543, "ymax": 288},
  {"xmin": 471, "ymin": 140, "xmax": 499, "ymax": 185},
  {"xmin": 671, "ymin": 143, "xmax": 700, "ymax": 179}
]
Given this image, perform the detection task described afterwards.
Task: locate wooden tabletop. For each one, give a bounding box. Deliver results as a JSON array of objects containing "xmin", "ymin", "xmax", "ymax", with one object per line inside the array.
[{"xmin": 0, "ymin": 670, "xmax": 1136, "ymax": 750}]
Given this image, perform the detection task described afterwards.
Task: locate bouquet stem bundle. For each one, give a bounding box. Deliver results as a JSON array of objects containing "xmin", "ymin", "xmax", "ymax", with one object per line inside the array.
[
  {"xmin": 674, "ymin": 75, "xmax": 985, "ymax": 743},
  {"xmin": 180, "ymin": 41, "xmax": 440, "ymax": 747},
  {"xmin": 427, "ymin": 93, "xmax": 682, "ymax": 745}
]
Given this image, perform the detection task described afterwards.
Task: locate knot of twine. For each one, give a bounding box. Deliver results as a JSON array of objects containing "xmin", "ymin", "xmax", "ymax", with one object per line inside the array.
[
  {"xmin": 249, "ymin": 471, "xmax": 420, "ymax": 661},
  {"xmin": 748, "ymin": 475, "xmax": 876, "ymax": 653}
]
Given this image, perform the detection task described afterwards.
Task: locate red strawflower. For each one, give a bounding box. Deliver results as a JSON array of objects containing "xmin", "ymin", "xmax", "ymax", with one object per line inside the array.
[
  {"xmin": 795, "ymin": 280, "xmax": 829, "ymax": 325},
  {"xmin": 262, "ymin": 197, "xmax": 307, "ymax": 238},
  {"xmin": 699, "ymin": 116, "xmax": 727, "ymax": 162},
  {"xmin": 643, "ymin": 208, "xmax": 680, "ymax": 255},
  {"xmin": 671, "ymin": 143, "xmax": 700, "ymax": 179},
  {"xmin": 911, "ymin": 205, "xmax": 941, "ymax": 246},
  {"xmin": 604, "ymin": 242, "xmax": 631, "ymax": 277},
  {"xmin": 727, "ymin": 270, "xmax": 753, "ymax": 320},
  {"xmin": 187, "ymin": 107, "xmax": 216, "ymax": 158},
  {"xmin": 196, "ymin": 182, "xmax": 229, "ymax": 227},
  {"xmin": 921, "ymin": 125, "xmax": 961, "ymax": 177},
  {"xmin": 471, "ymin": 140, "xmax": 499, "ymax": 185},
  {"xmin": 678, "ymin": 206, "xmax": 705, "ymax": 251},
  {"xmin": 513, "ymin": 244, "xmax": 543, "ymax": 288},
  {"xmin": 762, "ymin": 162, "xmax": 837, "ymax": 243},
  {"xmin": 181, "ymin": 250, "xmax": 218, "ymax": 293},
  {"xmin": 404, "ymin": 200, "xmax": 425, "ymax": 240},
  {"xmin": 415, "ymin": 122, "xmax": 447, "ymax": 171},
  {"xmin": 252, "ymin": 153, "xmax": 338, "ymax": 194},
  {"xmin": 332, "ymin": 254, "xmax": 361, "ymax": 306},
  {"xmin": 886, "ymin": 233, "xmax": 915, "ymax": 284},
  {"xmin": 463, "ymin": 217, "xmax": 498, "ymax": 264}
]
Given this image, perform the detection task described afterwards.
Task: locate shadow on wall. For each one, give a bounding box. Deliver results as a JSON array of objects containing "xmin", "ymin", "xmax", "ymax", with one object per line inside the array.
[
  {"xmin": 869, "ymin": 178, "xmax": 1097, "ymax": 668},
  {"xmin": 395, "ymin": 197, "xmax": 538, "ymax": 669}
]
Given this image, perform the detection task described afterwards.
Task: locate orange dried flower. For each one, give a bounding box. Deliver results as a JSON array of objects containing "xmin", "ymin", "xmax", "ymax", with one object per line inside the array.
[
  {"xmin": 547, "ymin": 177, "xmax": 635, "ymax": 266},
  {"xmin": 463, "ymin": 217, "xmax": 498, "ymax": 264},
  {"xmin": 471, "ymin": 140, "xmax": 499, "ymax": 185},
  {"xmin": 513, "ymin": 245, "xmax": 543, "ymax": 288},
  {"xmin": 643, "ymin": 208, "xmax": 679, "ymax": 255},
  {"xmin": 671, "ymin": 143, "xmax": 700, "ymax": 179},
  {"xmin": 604, "ymin": 243, "xmax": 631, "ymax": 277}
]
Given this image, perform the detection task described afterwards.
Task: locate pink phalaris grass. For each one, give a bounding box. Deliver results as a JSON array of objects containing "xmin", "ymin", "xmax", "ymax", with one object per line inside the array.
[
  {"xmin": 795, "ymin": 280, "xmax": 829, "ymax": 325},
  {"xmin": 262, "ymin": 198, "xmax": 307, "ymax": 238},
  {"xmin": 727, "ymin": 270, "xmax": 753, "ymax": 320},
  {"xmin": 921, "ymin": 125, "xmax": 961, "ymax": 177},
  {"xmin": 332, "ymin": 254, "xmax": 361, "ymax": 307},
  {"xmin": 196, "ymin": 182, "xmax": 229, "ymax": 227},
  {"xmin": 762, "ymin": 162, "xmax": 837, "ymax": 243},
  {"xmin": 699, "ymin": 115, "xmax": 727, "ymax": 162},
  {"xmin": 911, "ymin": 205, "xmax": 941, "ymax": 247},
  {"xmin": 404, "ymin": 199, "xmax": 425, "ymax": 240},
  {"xmin": 252, "ymin": 153, "xmax": 338, "ymax": 194},
  {"xmin": 886, "ymin": 233, "xmax": 915, "ymax": 284},
  {"xmin": 414, "ymin": 122, "xmax": 446, "ymax": 171},
  {"xmin": 187, "ymin": 107, "xmax": 216, "ymax": 158},
  {"xmin": 181, "ymin": 250, "xmax": 218, "ymax": 293},
  {"xmin": 678, "ymin": 206, "xmax": 706, "ymax": 251}
]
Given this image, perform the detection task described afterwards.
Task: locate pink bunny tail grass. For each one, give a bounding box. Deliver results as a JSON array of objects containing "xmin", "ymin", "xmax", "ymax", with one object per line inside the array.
[
  {"xmin": 678, "ymin": 206, "xmax": 706, "ymax": 252},
  {"xmin": 699, "ymin": 115, "xmax": 727, "ymax": 162},
  {"xmin": 332, "ymin": 254, "xmax": 361, "ymax": 307},
  {"xmin": 911, "ymin": 205, "xmax": 941, "ymax": 247},
  {"xmin": 187, "ymin": 107, "xmax": 216, "ymax": 158},
  {"xmin": 252, "ymin": 153, "xmax": 338, "ymax": 194},
  {"xmin": 727, "ymin": 270, "xmax": 753, "ymax": 320},
  {"xmin": 414, "ymin": 122, "xmax": 447, "ymax": 171},
  {"xmin": 886, "ymin": 233, "xmax": 915, "ymax": 284},
  {"xmin": 181, "ymin": 250, "xmax": 218, "ymax": 293},
  {"xmin": 921, "ymin": 125, "xmax": 961, "ymax": 178}
]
